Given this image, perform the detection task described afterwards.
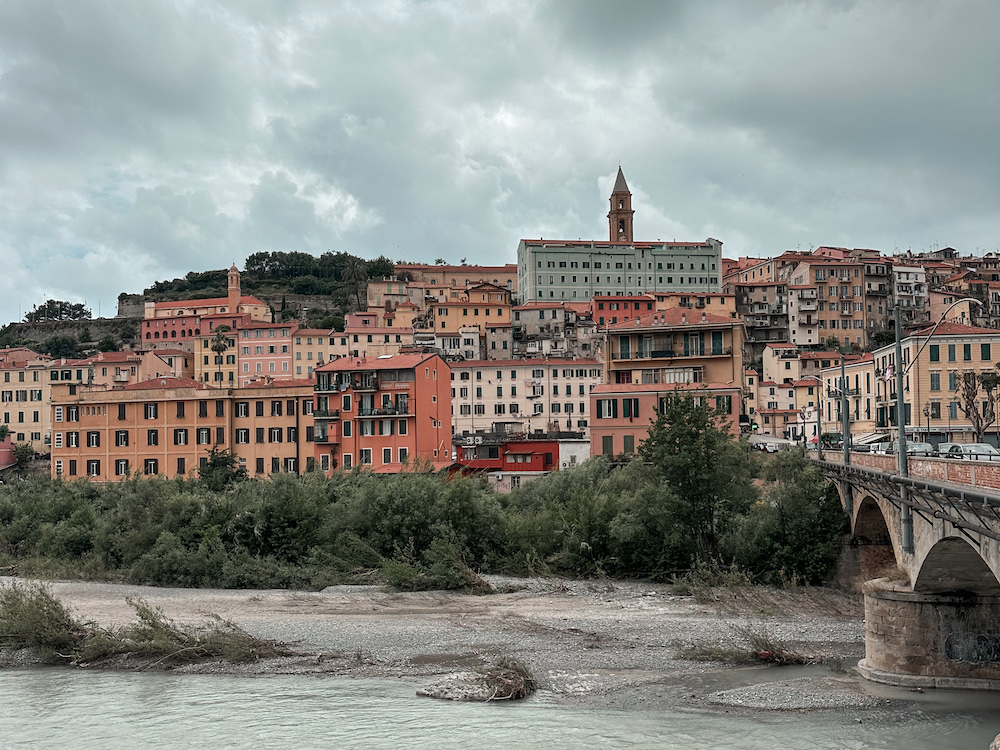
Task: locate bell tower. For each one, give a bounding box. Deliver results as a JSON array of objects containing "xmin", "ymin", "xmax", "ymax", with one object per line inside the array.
[
  {"xmin": 607, "ymin": 166, "xmax": 634, "ymax": 243},
  {"xmin": 227, "ymin": 264, "xmax": 241, "ymax": 312}
]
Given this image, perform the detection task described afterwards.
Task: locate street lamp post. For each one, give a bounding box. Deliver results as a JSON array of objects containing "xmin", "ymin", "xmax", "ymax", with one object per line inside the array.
[
  {"xmin": 923, "ymin": 403, "xmax": 931, "ymax": 436},
  {"xmin": 893, "ymin": 296, "xmax": 982, "ymax": 554}
]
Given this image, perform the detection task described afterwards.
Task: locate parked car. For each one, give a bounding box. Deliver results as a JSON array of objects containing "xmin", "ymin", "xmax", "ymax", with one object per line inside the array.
[
  {"xmin": 882, "ymin": 440, "xmax": 933, "ymax": 456},
  {"xmin": 905, "ymin": 442, "xmax": 934, "ymax": 457},
  {"xmin": 935, "ymin": 442, "xmax": 961, "ymax": 457},
  {"xmin": 944, "ymin": 444, "xmax": 1000, "ymax": 461}
]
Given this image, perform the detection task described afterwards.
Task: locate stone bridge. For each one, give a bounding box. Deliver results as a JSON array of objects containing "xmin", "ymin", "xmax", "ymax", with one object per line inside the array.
[{"xmin": 818, "ymin": 452, "xmax": 1000, "ymax": 690}]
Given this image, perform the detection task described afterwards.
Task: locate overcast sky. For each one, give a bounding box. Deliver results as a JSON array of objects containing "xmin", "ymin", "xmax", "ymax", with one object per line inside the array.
[{"xmin": 1, "ymin": 0, "xmax": 997, "ymax": 325}]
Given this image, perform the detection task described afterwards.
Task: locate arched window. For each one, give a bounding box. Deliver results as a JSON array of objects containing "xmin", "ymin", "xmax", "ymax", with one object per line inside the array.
[
  {"xmin": 171, "ymin": 330, "xmax": 177, "ymax": 338},
  {"xmin": 180, "ymin": 330, "xmax": 186, "ymax": 338},
  {"xmin": 145, "ymin": 332, "xmax": 151, "ymax": 339},
  {"xmin": 154, "ymin": 332, "xmax": 160, "ymax": 339}
]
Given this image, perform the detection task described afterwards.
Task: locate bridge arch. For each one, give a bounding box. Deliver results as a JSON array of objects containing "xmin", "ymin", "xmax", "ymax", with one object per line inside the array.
[
  {"xmin": 850, "ymin": 494, "xmax": 899, "ymax": 581},
  {"xmin": 913, "ymin": 537, "xmax": 1000, "ymax": 595}
]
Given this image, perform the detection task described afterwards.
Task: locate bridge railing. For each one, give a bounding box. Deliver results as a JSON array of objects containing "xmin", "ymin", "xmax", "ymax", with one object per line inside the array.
[{"xmin": 820, "ymin": 451, "xmax": 1000, "ymax": 493}]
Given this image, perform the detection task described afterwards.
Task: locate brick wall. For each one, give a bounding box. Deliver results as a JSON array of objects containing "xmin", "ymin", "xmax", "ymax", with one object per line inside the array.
[{"xmin": 824, "ymin": 452, "xmax": 1000, "ymax": 492}]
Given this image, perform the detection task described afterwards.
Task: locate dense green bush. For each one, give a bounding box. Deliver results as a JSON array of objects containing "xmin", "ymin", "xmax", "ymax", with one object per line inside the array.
[{"xmin": 0, "ymin": 424, "xmax": 848, "ymax": 590}]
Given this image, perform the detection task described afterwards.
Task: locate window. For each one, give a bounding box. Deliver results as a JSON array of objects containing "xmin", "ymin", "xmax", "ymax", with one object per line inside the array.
[
  {"xmin": 256, "ymin": 427, "xmax": 265, "ymax": 443},
  {"xmin": 382, "ymin": 447, "xmax": 392, "ymax": 464},
  {"xmin": 342, "ymin": 454, "xmax": 353, "ymax": 470},
  {"xmin": 360, "ymin": 448, "xmax": 372, "ymax": 465},
  {"xmin": 145, "ymin": 403, "xmax": 158, "ymax": 419},
  {"xmin": 929, "ymin": 345, "xmax": 939, "ymax": 362},
  {"xmin": 197, "ymin": 428, "xmax": 211, "ymax": 445},
  {"xmin": 147, "ymin": 429, "xmax": 159, "ymax": 446},
  {"xmin": 269, "ymin": 427, "xmax": 282, "ymax": 443},
  {"xmin": 235, "ymin": 428, "xmax": 250, "ymax": 444},
  {"xmin": 118, "ymin": 404, "xmax": 127, "ymax": 421},
  {"xmin": 930, "ymin": 373, "xmax": 940, "ymax": 391},
  {"xmin": 399, "ymin": 447, "xmax": 409, "ymax": 464},
  {"xmin": 115, "ymin": 459, "xmax": 130, "ymax": 476},
  {"xmin": 174, "ymin": 428, "xmax": 188, "ymax": 445},
  {"xmin": 87, "ymin": 431, "xmax": 100, "ymax": 448},
  {"xmin": 964, "ymin": 344, "xmax": 972, "ymax": 361},
  {"xmin": 596, "ymin": 399, "xmax": 618, "ymax": 418},
  {"xmin": 115, "ymin": 430, "xmax": 129, "ymax": 447},
  {"xmin": 87, "ymin": 460, "xmax": 101, "ymax": 477},
  {"xmin": 177, "ymin": 457, "xmax": 186, "ymax": 475},
  {"xmin": 256, "ymin": 458, "xmax": 265, "ymax": 475},
  {"xmin": 271, "ymin": 401, "xmax": 282, "ymax": 417},
  {"xmin": 177, "ymin": 401, "xmax": 186, "ymax": 418},
  {"xmin": 236, "ymin": 401, "xmax": 249, "ymax": 418},
  {"xmin": 983, "ymin": 344, "xmax": 992, "ymax": 361}
]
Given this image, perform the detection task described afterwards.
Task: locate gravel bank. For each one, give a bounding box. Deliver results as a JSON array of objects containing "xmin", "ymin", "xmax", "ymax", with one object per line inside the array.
[{"xmin": 0, "ymin": 575, "xmax": 893, "ymax": 712}]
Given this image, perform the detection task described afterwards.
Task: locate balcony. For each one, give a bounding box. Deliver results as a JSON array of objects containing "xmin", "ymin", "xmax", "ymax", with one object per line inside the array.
[
  {"xmin": 351, "ymin": 375, "xmax": 379, "ymax": 391},
  {"xmin": 827, "ymin": 387, "xmax": 860, "ymax": 397},
  {"xmin": 312, "ymin": 408, "xmax": 340, "ymax": 419},
  {"xmin": 314, "ymin": 425, "xmax": 341, "ymax": 444},
  {"xmin": 357, "ymin": 405, "xmax": 412, "ymax": 417},
  {"xmin": 799, "ymin": 303, "xmax": 816, "ymax": 312},
  {"xmin": 610, "ymin": 347, "xmax": 731, "ymax": 361}
]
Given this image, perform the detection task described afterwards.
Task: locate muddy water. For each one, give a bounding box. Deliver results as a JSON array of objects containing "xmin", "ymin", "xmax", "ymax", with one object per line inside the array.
[{"xmin": 2, "ymin": 669, "xmax": 999, "ymax": 749}]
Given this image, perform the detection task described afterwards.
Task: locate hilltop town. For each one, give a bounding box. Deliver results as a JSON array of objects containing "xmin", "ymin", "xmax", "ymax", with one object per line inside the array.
[{"xmin": 2, "ymin": 168, "xmax": 999, "ymax": 483}]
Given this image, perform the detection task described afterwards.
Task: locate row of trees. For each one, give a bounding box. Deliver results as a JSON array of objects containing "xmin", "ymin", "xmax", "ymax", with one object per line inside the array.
[{"xmin": 0, "ymin": 396, "xmax": 846, "ymax": 589}]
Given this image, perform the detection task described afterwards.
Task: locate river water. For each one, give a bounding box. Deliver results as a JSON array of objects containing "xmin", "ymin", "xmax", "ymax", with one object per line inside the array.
[{"xmin": 1, "ymin": 669, "xmax": 999, "ymax": 749}]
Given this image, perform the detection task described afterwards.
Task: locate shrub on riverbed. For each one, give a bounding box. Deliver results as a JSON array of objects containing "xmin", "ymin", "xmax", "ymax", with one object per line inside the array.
[{"xmin": 0, "ymin": 582, "xmax": 292, "ymax": 666}]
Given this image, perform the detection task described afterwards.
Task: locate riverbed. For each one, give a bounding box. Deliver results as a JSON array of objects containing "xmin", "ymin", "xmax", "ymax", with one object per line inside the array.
[{"xmin": 2, "ymin": 576, "xmax": 1000, "ymax": 747}]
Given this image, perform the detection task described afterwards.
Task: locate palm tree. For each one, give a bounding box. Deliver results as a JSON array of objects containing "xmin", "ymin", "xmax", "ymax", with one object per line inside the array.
[
  {"xmin": 341, "ymin": 256, "xmax": 368, "ymax": 309},
  {"xmin": 211, "ymin": 325, "xmax": 232, "ymax": 386}
]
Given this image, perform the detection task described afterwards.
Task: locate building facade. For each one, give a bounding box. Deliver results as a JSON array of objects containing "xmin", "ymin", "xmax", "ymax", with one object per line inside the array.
[{"xmin": 312, "ymin": 353, "xmax": 452, "ymax": 473}]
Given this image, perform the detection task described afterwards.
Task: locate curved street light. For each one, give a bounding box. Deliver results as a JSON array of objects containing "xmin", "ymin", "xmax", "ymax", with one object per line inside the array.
[{"xmin": 893, "ymin": 296, "xmax": 982, "ymax": 553}]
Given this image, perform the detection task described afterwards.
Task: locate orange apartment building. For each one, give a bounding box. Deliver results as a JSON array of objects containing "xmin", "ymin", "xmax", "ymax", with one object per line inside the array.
[
  {"xmin": 591, "ymin": 307, "xmax": 746, "ymax": 457},
  {"xmin": 232, "ymin": 379, "xmax": 316, "ymax": 476},
  {"xmin": 50, "ymin": 378, "xmax": 229, "ymax": 480},
  {"xmin": 312, "ymin": 353, "xmax": 452, "ymax": 473},
  {"xmin": 49, "ymin": 377, "xmax": 318, "ymax": 481}
]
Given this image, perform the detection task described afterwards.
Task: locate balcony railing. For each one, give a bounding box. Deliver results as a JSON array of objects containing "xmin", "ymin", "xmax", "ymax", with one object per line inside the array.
[
  {"xmin": 610, "ymin": 347, "xmax": 731, "ymax": 360},
  {"xmin": 314, "ymin": 426, "xmax": 341, "ymax": 444},
  {"xmin": 357, "ymin": 405, "xmax": 412, "ymax": 417},
  {"xmin": 312, "ymin": 408, "xmax": 340, "ymax": 419}
]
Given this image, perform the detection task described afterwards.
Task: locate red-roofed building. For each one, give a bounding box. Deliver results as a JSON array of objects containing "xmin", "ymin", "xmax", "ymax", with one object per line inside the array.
[
  {"xmin": 48, "ymin": 376, "xmax": 319, "ymax": 482},
  {"xmin": 312, "ymin": 353, "xmax": 452, "ymax": 473},
  {"xmin": 140, "ymin": 266, "xmax": 271, "ymax": 351},
  {"xmin": 589, "ymin": 381, "xmax": 742, "ymax": 458},
  {"xmin": 603, "ymin": 307, "xmax": 746, "ymax": 390}
]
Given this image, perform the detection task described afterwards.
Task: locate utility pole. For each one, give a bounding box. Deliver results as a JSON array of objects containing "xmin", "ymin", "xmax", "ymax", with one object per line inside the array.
[
  {"xmin": 894, "ymin": 304, "xmax": 913, "ymax": 553},
  {"xmin": 841, "ymin": 355, "xmax": 850, "ymax": 466},
  {"xmin": 816, "ymin": 393, "xmax": 823, "ymax": 461}
]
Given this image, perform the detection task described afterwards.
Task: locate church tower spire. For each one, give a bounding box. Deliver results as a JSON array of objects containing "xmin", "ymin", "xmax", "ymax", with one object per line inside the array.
[
  {"xmin": 607, "ymin": 167, "xmax": 634, "ymax": 243},
  {"xmin": 227, "ymin": 264, "xmax": 241, "ymax": 312}
]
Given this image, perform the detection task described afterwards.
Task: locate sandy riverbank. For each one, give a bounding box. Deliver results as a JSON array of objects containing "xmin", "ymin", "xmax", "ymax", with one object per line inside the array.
[{"xmin": 1, "ymin": 575, "xmax": 901, "ymax": 713}]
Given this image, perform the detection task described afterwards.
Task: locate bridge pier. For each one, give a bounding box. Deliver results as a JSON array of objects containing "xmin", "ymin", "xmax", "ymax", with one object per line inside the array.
[{"xmin": 859, "ymin": 579, "xmax": 1000, "ymax": 689}]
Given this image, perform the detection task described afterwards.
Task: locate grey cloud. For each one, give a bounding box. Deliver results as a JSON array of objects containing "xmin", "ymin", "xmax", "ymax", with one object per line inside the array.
[{"xmin": 0, "ymin": 0, "xmax": 997, "ymax": 325}]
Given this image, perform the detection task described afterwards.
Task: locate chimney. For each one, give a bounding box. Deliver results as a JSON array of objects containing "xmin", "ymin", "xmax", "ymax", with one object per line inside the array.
[
  {"xmin": 681, "ymin": 312, "xmax": 686, "ymax": 324},
  {"xmin": 701, "ymin": 312, "xmax": 706, "ymax": 322}
]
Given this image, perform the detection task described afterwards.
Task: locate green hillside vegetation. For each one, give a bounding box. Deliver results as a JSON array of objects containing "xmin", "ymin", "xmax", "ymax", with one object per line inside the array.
[
  {"xmin": 139, "ymin": 251, "xmax": 397, "ymax": 311},
  {"xmin": 0, "ymin": 397, "xmax": 846, "ymax": 591}
]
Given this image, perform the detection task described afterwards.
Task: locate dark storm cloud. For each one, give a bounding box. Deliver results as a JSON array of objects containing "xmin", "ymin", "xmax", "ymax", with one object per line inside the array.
[{"xmin": 0, "ymin": 0, "xmax": 997, "ymax": 324}]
